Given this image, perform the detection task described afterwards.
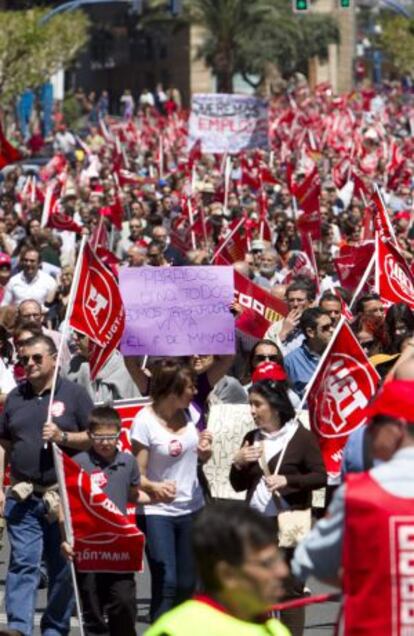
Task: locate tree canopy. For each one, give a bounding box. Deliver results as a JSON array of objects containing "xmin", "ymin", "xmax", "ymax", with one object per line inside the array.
[
  {"xmin": 379, "ymin": 15, "xmax": 414, "ymax": 75},
  {"xmin": 0, "ymin": 8, "xmax": 89, "ymax": 103},
  {"xmin": 146, "ymin": 0, "xmax": 339, "ymax": 92}
]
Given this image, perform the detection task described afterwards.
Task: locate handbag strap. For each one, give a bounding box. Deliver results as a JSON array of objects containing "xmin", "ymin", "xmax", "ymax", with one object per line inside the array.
[{"xmin": 258, "ymin": 423, "xmax": 298, "ymax": 477}]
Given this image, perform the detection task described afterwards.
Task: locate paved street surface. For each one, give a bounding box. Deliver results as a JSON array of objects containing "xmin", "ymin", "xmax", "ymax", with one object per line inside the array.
[{"xmin": 0, "ymin": 536, "xmax": 340, "ymax": 635}]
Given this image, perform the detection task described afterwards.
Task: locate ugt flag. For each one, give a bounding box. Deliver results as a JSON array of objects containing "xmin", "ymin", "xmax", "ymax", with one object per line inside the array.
[
  {"xmin": 306, "ymin": 319, "xmax": 380, "ymax": 478},
  {"xmin": 234, "ymin": 271, "xmax": 288, "ymax": 339},
  {"xmin": 54, "ymin": 445, "xmax": 144, "ymax": 573},
  {"xmin": 376, "ymin": 235, "xmax": 414, "ymax": 310},
  {"xmin": 69, "ymin": 242, "xmax": 125, "ymax": 378}
]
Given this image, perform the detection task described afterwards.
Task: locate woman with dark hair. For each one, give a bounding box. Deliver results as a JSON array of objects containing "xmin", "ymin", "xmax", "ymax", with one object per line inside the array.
[
  {"xmin": 131, "ymin": 359, "xmax": 212, "ymax": 621},
  {"xmin": 247, "ymin": 339, "xmax": 300, "ymax": 408},
  {"xmin": 230, "ymin": 368, "xmax": 326, "ymax": 636},
  {"xmin": 384, "ymin": 303, "xmax": 414, "ymax": 354}
]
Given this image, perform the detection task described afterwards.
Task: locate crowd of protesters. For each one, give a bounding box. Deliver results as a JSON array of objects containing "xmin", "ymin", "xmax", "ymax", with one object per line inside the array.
[{"xmin": 0, "ymin": 78, "xmax": 413, "ymax": 635}]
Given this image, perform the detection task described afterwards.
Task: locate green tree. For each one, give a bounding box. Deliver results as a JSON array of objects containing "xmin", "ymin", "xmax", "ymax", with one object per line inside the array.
[
  {"xmin": 0, "ymin": 8, "xmax": 89, "ymax": 103},
  {"xmin": 146, "ymin": 0, "xmax": 339, "ymax": 92},
  {"xmin": 380, "ymin": 15, "xmax": 414, "ymax": 74}
]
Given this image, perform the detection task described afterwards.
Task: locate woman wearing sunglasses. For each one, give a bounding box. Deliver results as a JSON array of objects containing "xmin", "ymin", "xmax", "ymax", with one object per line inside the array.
[{"xmin": 247, "ymin": 339, "xmax": 300, "ymax": 409}]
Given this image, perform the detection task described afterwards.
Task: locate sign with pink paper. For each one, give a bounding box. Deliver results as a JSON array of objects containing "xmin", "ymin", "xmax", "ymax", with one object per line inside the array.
[{"xmin": 120, "ymin": 266, "xmax": 235, "ymax": 356}]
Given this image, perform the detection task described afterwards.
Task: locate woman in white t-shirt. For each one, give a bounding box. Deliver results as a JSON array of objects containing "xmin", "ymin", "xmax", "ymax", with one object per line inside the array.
[{"xmin": 131, "ymin": 360, "xmax": 212, "ymax": 622}]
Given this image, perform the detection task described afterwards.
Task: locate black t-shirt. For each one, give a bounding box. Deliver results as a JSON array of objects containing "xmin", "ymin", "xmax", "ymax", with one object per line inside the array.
[
  {"xmin": 0, "ymin": 377, "xmax": 93, "ymax": 486},
  {"xmin": 73, "ymin": 449, "xmax": 140, "ymax": 514}
]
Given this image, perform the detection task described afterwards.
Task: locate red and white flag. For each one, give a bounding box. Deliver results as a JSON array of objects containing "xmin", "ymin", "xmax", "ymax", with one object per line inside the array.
[
  {"xmin": 376, "ymin": 235, "xmax": 414, "ymax": 310},
  {"xmin": 234, "ymin": 271, "xmax": 288, "ymax": 339},
  {"xmin": 41, "ymin": 185, "xmax": 83, "ymax": 234},
  {"xmin": 294, "ymin": 167, "xmax": 321, "ymax": 240},
  {"xmin": 54, "ymin": 446, "xmax": 144, "ymax": 573},
  {"xmin": 306, "ymin": 319, "xmax": 380, "ymax": 478},
  {"xmin": 69, "ymin": 243, "xmax": 125, "ymax": 378}
]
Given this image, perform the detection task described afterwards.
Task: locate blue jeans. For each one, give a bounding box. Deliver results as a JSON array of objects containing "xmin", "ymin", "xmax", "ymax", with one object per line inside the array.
[
  {"xmin": 5, "ymin": 494, "xmax": 75, "ymax": 636},
  {"xmin": 138, "ymin": 512, "xmax": 198, "ymax": 621}
]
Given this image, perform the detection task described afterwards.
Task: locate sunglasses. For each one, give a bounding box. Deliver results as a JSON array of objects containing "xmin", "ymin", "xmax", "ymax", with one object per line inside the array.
[
  {"xmin": 254, "ymin": 354, "xmax": 280, "ymax": 363},
  {"xmin": 20, "ymin": 353, "xmax": 45, "ymax": 366},
  {"xmin": 90, "ymin": 433, "xmax": 120, "ymax": 442}
]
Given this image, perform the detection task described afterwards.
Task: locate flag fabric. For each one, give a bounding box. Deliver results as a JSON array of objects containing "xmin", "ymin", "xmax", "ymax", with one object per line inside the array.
[
  {"xmin": 294, "ymin": 167, "xmax": 321, "ymax": 239},
  {"xmin": 333, "ymin": 242, "xmax": 374, "ymax": 291},
  {"xmin": 307, "ymin": 320, "xmax": 380, "ymax": 478},
  {"xmin": 370, "ymin": 190, "xmax": 396, "ymax": 242},
  {"xmin": 234, "ymin": 271, "xmax": 288, "ymax": 339},
  {"xmin": 376, "ymin": 236, "xmax": 414, "ymax": 310},
  {"xmin": 54, "ymin": 446, "xmax": 144, "ymax": 573},
  {"xmin": 213, "ymin": 219, "xmax": 248, "ymax": 265},
  {"xmin": 69, "ymin": 243, "xmax": 125, "ymax": 379},
  {"xmin": 0, "ymin": 122, "xmax": 22, "ymax": 168},
  {"xmin": 41, "ymin": 185, "xmax": 83, "ymax": 234}
]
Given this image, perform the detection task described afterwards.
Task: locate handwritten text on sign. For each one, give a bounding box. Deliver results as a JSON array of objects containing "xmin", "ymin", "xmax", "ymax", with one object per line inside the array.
[
  {"xmin": 188, "ymin": 94, "xmax": 269, "ymax": 154},
  {"xmin": 120, "ymin": 266, "xmax": 235, "ymax": 356}
]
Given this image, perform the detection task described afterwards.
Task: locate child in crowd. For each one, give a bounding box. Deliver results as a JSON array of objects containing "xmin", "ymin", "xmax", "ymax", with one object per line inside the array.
[{"xmin": 61, "ymin": 405, "xmax": 149, "ymax": 636}]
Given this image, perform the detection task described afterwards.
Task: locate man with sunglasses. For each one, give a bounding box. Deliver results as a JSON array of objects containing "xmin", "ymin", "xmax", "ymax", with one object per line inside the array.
[
  {"xmin": 0, "ymin": 335, "xmax": 93, "ymax": 636},
  {"xmin": 284, "ymin": 308, "xmax": 334, "ymax": 399}
]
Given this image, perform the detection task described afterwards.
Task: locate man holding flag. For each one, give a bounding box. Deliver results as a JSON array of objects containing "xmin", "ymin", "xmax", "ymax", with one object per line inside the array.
[{"xmin": 0, "ymin": 335, "xmax": 93, "ymax": 636}]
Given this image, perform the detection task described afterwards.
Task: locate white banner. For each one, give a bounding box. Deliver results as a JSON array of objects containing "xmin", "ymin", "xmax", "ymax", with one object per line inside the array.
[{"xmin": 188, "ymin": 93, "xmax": 269, "ymax": 154}]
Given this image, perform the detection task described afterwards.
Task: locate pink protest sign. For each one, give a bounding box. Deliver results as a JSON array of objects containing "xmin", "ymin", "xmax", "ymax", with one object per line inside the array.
[{"xmin": 120, "ymin": 266, "xmax": 235, "ymax": 356}]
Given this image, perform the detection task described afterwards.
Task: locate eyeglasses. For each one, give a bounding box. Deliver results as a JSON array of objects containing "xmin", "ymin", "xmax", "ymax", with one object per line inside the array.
[
  {"xmin": 254, "ymin": 354, "xmax": 280, "ymax": 363},
  {"xmin": 20, "ymin": 353, "xmax": 45, "ymax": 366},
  {"xmin": 90, "ymin": 433, "xmax": 120, "ymax": 442}
]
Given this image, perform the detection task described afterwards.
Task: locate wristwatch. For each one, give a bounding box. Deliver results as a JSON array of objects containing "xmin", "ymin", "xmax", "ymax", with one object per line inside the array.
[{"xmin": 60, "ymin": 431, "xmax": 69, "ymax": 446}]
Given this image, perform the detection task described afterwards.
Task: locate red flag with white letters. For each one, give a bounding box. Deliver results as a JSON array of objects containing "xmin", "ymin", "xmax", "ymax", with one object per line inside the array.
[
  {"xmin": 307, "ymin": 320, "xmax": 379, "ymax": 478},
  {"xmin": 376, "ymin": 236, "xmax": 414, "ymax": 310},
  {"xmin": 234, "ymin": 271, "xmax": 288, "ymax": 339},
  {"xmin": 54, "ymin": 446, "xmax": 144, "ymax": 573},
  {"xmin": 69, "ymin": 243, "xmax": 125, "ymax": 378}
]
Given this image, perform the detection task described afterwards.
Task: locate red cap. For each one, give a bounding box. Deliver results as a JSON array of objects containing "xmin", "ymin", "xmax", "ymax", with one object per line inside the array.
[
  {"xmin": 0, "ymin": 253, "xmax": 11, "ymax": 267},
  {"xmin": 252, "ymin": 361, "xmax": 287, "ymax": 384},
  {"xmin": 364, "ymin": 380, "xmax": 414, "ymax": 423},
  {"xmin": 394, "ymin": 210, "xmax": 411, "ymax": 221}
]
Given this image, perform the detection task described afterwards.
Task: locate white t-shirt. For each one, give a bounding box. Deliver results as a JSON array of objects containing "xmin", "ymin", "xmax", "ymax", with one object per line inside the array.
[
  {"xmin": 0, "ymin": 358, "xmax": 16, "ymax": 395},
  {"xmin": 131, "ymin": 405, "xmax": 204, "ymax": 516},
  {"xmin": 1, "ymin": 270, "xmax": 57, "ymax": 306}
]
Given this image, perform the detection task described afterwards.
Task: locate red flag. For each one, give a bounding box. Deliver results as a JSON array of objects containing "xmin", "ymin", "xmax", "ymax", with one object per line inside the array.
[
  {"xmin": 295, "ymin": 167, "xmax": 321, "ymax": 240},
  {"xmin": 54, "ymin": 446, "xmax": 144, "ymax": 573},
  {"xmin": 333, "ymin": 242, "xmax": 374, "ymax": 291},
  {"xmin": 307, "ymin": 320, "xmax": 380, "ymax": 477},
  {"xmin": 377, "ymin": 236, "xmax": 414, "ymax": 310},
  {"xmin": 234, "ymin": 271, "xmax": 288, "ymax": 339},
  {"xmin": 213, "ymin": 219, "xmax": 248, "ymax": 265},
  {"xmin": 100, "ymin": 196, "xmax": 124, "ymax": 230},
  {"xmin": 69, "ymin": 243, "xmax": 125, "ymax": 378},
  {"xmin": 0, "ymin": 122, "xmax": 22, "ymax": 168},
  {"xmin": 41, "ymin": 185, "xmax": 83, "ymax": 234},
  {"xmin": 371, "ymin": 190, "xmax": 395, "ymax": 242}
]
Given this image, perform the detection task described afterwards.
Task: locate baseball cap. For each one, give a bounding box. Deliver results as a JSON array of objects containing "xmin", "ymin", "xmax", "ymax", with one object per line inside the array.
[
  {"xmin": 251, "ymin": 239, "xmax": 265, "ymax": 252},
  {"xmin": 364, "ymin": 380, "xmax": 414, "ymax": 423},
  {"xmin": 252, "ymin": 361, "xmax": 287, "ymax": 384},
  {"xmin": 0, "ymin": 253, "xmax": 11, "ymax": 267}
]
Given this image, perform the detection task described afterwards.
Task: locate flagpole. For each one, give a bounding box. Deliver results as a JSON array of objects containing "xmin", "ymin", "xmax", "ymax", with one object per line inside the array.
[
  {"xmin": 349, "ymin": 252, "xmax": 375, "ymax": 311},
  {"xmin": 209, "ymin": 216, "xmax": 245, "ymax": 264},
  {"xmin": 223, "ymin": 156, "xmax": 232, "ymax": 215},
  {"xmin": 40, "ymin": 184, "xmax": 54, "ymax": 229},
  {"xmin": 296, "ymin": 316, "xmax": 346, "ymax": 413},
  {"xmin": 46, "ymin": 235, "xmax": 88, "ymax": 427},
  {"xmin": 159, "ymin": 134, "xmax": 164, "ymax": 180},
  {"xmin": 374, "ymin": 231, "xmax": 380, "ymax": 295},
  {"xmin": 188, "ymin": 198, "xmax": 197, "ymax": 250},
  {"xmin": 52, "ymin": 444, "xmax": 86, "ymax": 636}
]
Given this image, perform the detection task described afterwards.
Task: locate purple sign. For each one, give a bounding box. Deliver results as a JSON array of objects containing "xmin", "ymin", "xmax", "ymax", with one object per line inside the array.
[{"xmin": 120, "ymin": 266, "xmax": 235, "ymax": 356}]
